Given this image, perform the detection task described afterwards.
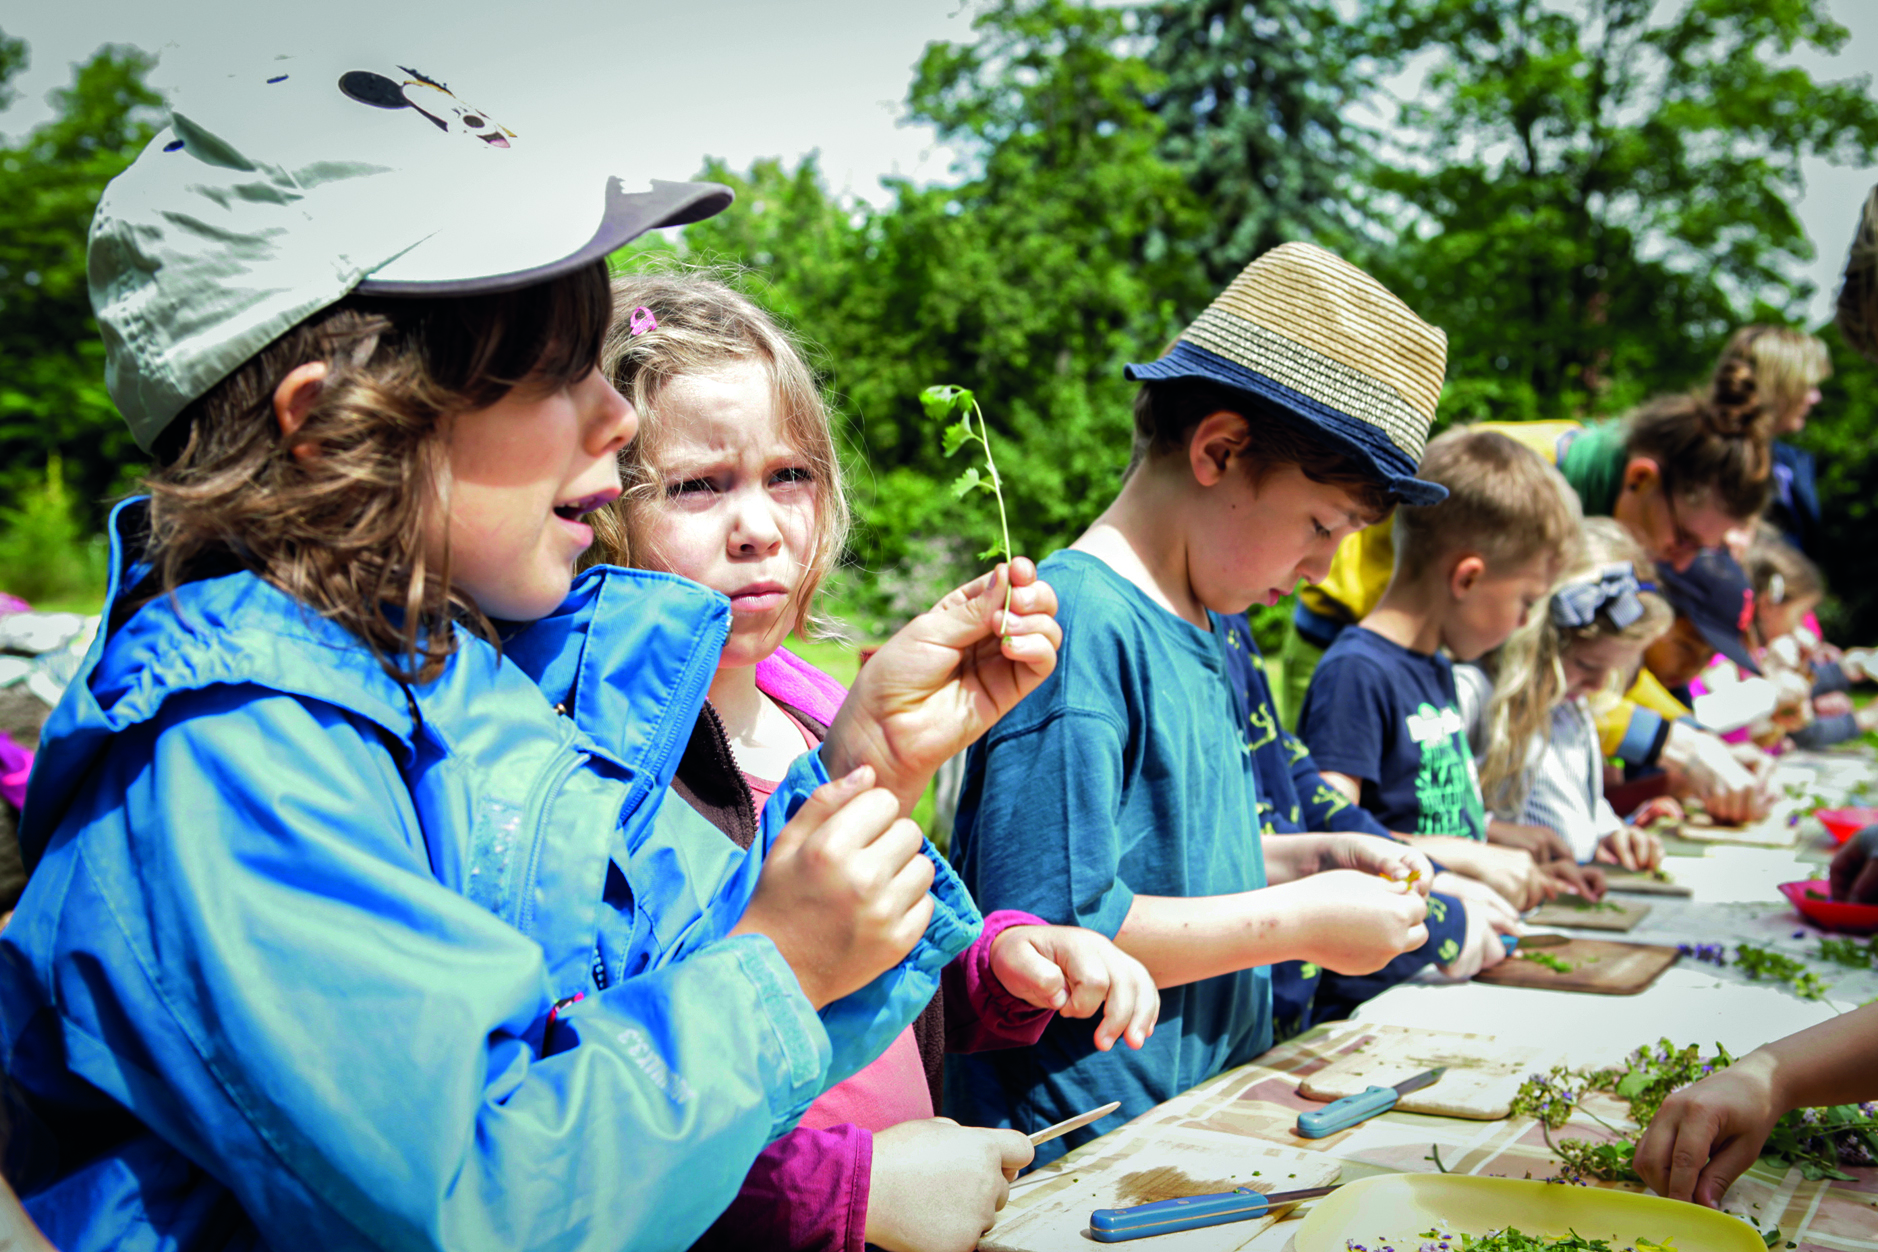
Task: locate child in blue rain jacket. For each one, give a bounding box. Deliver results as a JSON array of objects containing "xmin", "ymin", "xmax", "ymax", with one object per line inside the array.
[{"xmin": 0, "ymin": 57, "xmax": 1061, "ymax": 1252}]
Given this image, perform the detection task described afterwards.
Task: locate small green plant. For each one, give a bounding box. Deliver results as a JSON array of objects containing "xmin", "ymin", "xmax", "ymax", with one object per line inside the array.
[
  {"xmin": 1815, "ymin": 935, "xmax": 1878, "ymax": 969},
  {"xmin": 921, "ymin": 384, "xmax": 1013, "ymax": 629},
  {"xmin": 0, "ymin": 453, "xmax": 108, "ymax": 607},
  {"xmin": 1734, "ymin": 943, "xmax": 1831, "ymax": 1000},
  {"xmin": 1509, "ymin": 1039, "xmax": 1878, "ymax": 1184}
]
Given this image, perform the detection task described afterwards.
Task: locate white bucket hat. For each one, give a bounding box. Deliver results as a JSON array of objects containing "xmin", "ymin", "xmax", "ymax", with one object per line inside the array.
[{"xmin": 90, "ymin": 56, "xmax": 731, "ymax": 452}]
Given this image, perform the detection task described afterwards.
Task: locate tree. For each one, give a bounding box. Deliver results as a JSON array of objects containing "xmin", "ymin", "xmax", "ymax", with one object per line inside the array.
[
  {"xmin": 680, "ymin": 0, "xmax": 1212, "ymax": 630},
  {"xmin": 1139, "ymin": 0, "xmax": 1396, "ymax": 283},
  {"xmin": 1370, "ymin": 0, "xmax": 1878, "ymax": 424},
  {"xmin": 0, "ymin": 33, "xmax": 163, "ymax": 528}
]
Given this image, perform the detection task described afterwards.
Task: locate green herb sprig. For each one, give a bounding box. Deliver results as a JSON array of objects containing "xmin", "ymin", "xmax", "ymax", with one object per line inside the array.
[
  {"xmin": 1734, "ymin": 943, "xmax": 1831, "ymax": 1000},
  {"xmin": 1518, "ymin": 950, "xmax": 1576, "ymax": 974},
  {"xmin": 1509, "ymin": 1038, "xmax": 1878, "ymax": 1184},
  {"xmin": 921, "ymin": 384, "xmax": 1014, "ymax": 631}
]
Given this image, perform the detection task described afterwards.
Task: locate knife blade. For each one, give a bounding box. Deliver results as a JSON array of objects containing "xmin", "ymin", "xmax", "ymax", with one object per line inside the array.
[
  {"xmin": 1295, "ymin": 1065, "xmax": 1446, "ymax": 1138},
  {"xmin": 1028, "ymin": 1100, "xmax": 1122, "ymax": 1147},
  {"xmin": 1501, "ymin": 932, "xmax": 1570, "ymax": 952},
  {"xmin": 1090, "ymin": 1184, "xmax": 1339, "ymax": 1242}
]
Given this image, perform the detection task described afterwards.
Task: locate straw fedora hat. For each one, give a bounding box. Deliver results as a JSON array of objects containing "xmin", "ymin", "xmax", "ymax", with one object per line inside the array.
[{"xmin": 1125, "ymin": 242, "xmax": 1449, "ymax": 505}]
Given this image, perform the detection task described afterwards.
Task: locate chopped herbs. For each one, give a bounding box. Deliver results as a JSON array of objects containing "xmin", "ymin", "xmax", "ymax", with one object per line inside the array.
[
  {"xmin": 1343, "ymin": 1231, "xmax": 1676, "ymax": 1251},
  {"xmin": 1734, "ymin": 944, "xmax": 1831, "ymax": 1000},
  {"xmin": 1815, "ymin": 935, "xmax": 1878, "ymax": 969},
  {"xmin": 1517, "ymin": 950, "xmax": 1575, "ymax": 974}
]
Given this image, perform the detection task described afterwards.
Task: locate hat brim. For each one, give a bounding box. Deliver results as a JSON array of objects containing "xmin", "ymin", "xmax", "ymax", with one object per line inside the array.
[
  {"xmin": 1689, "ymin": 615, "xmax": 1763, "ymax": 677},
  {"xmin": 1656, "ymin": 554, "xmax": 1763, "ymax": 677},
  {"xmin": 1125, "ymin": 341, "xmax": 1448, "ymax": 507},
  {"xmin": 356, "ymin": 177, "xmax": 732, "ymax": 297}
]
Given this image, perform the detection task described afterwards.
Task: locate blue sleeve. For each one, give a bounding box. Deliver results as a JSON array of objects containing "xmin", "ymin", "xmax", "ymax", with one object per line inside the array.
[
  {"xmin": 958, "ymin": 708, "xmax": 1134, "ymax": 939},
  {"xmin": 1296, "ymin": 653, "xmax": 1388, "ymax": 785},
  {"xmin": 31, "ymin": 688, "xmax": 838, "ymax": 1251},
  {"xmin": 755, "ymin": 752, "xmax": 984, "ymax": 1090},
  {"xmin": 1284, "ymin": 729, "xmax": 1390, "ymax": 836}
]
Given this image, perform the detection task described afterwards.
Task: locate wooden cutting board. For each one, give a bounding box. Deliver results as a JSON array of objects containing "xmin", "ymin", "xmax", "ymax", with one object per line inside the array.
[
  {"xmin": 1524, "ymin": 895, "xmax": 1653, "ymax": 931},
  {"xmin": 1599, "ymin": 865, "xmax": 1693, "ymax": 897},
  {"xmin": 985, "ymin": 1128, "xmax": 1338, "ymax": 1252},
  {"xmin": 1473, "ymin": 937, "xmax": 1680, "ymax": 995},
  {"xmin": 1296, "ymin": 1026, "xmax": 1548, "ymax": 1120},
  {"xmin": 1668, "ymin": 810, "xmax": 1800, "ymax": 848}
]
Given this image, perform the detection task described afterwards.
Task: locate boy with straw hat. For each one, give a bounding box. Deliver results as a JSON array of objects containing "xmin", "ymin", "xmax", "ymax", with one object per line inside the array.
[{"xmin": 946, "ymin": 243, "xmax": 1446, "ymax": 1157}]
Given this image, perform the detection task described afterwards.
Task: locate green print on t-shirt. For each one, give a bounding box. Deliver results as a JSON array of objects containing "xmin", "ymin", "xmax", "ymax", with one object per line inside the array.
[{"xmin": 1406, "ymin": 701, "xmax": 1488, "ymax": 839}]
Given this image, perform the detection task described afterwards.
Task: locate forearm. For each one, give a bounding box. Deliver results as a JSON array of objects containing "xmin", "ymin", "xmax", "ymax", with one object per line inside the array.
[
  {"xmin": 1260, "ymin": 832, "xmax": 1339, "ymax": 885},
  {"xmin": 1757, "ymin": 1002, "xmax": 1878, "ymax": 1112},
  {"xmin": 1112, "ymin": 889, "xmax": 1309, "ymax": 988}
]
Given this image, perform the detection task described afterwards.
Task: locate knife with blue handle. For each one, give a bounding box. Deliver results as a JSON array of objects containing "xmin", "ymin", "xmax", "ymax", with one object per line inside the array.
[
  {"xmin": 1089, "ymin": 1183, "xmax": 1339, "ymax": 1242},
  {"xmin": 1294, "ymin": 1065, "xmax": 1446, "ymax": 1138}
]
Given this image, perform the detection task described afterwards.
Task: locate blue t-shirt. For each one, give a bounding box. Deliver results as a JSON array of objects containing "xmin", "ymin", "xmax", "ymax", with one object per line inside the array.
[
  {"xmin": 947, "ymin": 551, "xmax": 1271, "ymax": 1163},
  {"xmin": 1216, "ymin": 618, "xmax": 1469, "ymax": 1039},
  {"xmin": 1296, "ymin": 625, "xmax": 1488, "ymax": 841}
]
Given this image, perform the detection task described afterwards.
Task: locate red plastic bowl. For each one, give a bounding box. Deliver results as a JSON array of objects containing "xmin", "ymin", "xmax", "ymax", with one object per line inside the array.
[
  {"xmin": 1815, "ymin": 807, "xmax": 1878, "ymax": 845},
  {"xmin": 1780, "ymin": 878, "xmax": 1878, "ymax": 934}
]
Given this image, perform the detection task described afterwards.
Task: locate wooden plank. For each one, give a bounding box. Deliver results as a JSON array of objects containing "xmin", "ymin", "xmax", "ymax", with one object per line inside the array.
[
  {"xmin": 1471, "ymin": 937, "xmax": 1680, "ymax": 995},
  {"xmin": 1296, "ymin": 1028, "xmax": 1548, "ymax": 1120},
  {"xmin": 1525, "ymin": 895, "xmax": 1653, "ymax": 931},
  {"xmin": 987, "ymin": 1128, "xmax": 1338, "ymax": 1252}
]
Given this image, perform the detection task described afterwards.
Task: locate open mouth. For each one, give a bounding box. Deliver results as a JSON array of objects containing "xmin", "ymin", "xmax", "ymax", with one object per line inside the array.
[{"xmin": 553, "ymin": 489, "xmax": 619, "ymax": 522}]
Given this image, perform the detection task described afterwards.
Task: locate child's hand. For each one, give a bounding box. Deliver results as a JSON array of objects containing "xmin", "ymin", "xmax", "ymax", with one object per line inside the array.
[
  {"xmin": 1634, "ymin": 1052, "xmax": 1783, "ymax": 1208},
  {"xmin": 1312, "ymin": 834, "xmax": 1435, "ymax": 896},
  {"xmin": 1430, "ymin": 871, "xmax": 1522, "ymax": 933},
  {"xmin": 1278, "ymin": 870, "xmax": 1428, "ymax": 975},
  {"xmin": 1542, "ymin": 859, "xmax": 1607, "ymax": 903},
  {"xmin": 1629, "ymin": 796, "xmax": 1684, "ymax": 829},
  {"xmin": 1815, "ymin": 690, "xmax": 1855, "ymax": 719},
  {"xmin": 1488, "ymin": 820, "xmax": 1576, "ymax": 865},
  {"xmin": 1596, "ymin": 823, "xmax": 1664, "ymax": 872},
  {"xmin": 824, "ymin": 560, "xmax": 1061, "ymax": 815},
  {"xmin": 989, "ymin": 925, "xmax": 1158, "ymax": 1051},
  {"xmin": 728, "ymin": 766, "xmax": 935, "ymax": 1009},
  {"xmin": 1437, "ymin": 896, "xmax": 1508, "ymax": 980},
  {"xmin": 865, "ymin": 1118, "xmax": 1034, "ymax": 1252},
  {"xmin": 1426, "ymin": 841, "xmax": 1551, "ymax": 911}
]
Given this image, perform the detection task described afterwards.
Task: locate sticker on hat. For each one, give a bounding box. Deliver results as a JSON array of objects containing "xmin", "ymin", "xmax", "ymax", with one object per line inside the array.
[{"xmin": 336, "ymin": 67, "xmax": 515, "ymax": 148}]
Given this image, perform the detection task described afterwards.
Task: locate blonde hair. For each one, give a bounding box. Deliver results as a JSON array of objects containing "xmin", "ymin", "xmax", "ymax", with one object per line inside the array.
[
  {"xmin": 1477, "ymin": 518, "xmax": 1673, "ymax": 814},
  {"xmin": 1744, "ymin": 524, "xmax": 1823, "ymax": 618},
  {"xmin": 1393, "ymin": 427, "xmax": 1582, "ymax": 582},
  {"xmin": 1710, "ymin": 325, "xmax": 1831, "ymax": 432},
  {"xmin": 590, "ymin": 271, "xmax": 850, "ymax": 640}
]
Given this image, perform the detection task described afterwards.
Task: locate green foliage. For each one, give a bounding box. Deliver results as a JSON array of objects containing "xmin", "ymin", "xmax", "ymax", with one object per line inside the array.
[
  {"xmin": 680, "ymin": 0, "xmax": 1211, "ymax": 629},
  {"xmin": 1370, "ymin": 0, "xmax": 1878, "ymax": 425},
  {"xmin": 1510, "ymin": 1039, "xmax": 1878, "ymax": 1184},
  {"xmin": 0, "ymin": 453, "xmax": 107, "ymax": 604},
  {"xmin": 1796, "ymin": 323, "xmax": 1878, "ymax": 642},
  {"xmin": 1139, "ymin": 0, "xmax": 1395, "ymax": 281},
  {"xmin": 0, "ymin": 31, "xmax": 163, "ymax": 528},
  {"xmin": 1734, "ymin": 942, "xmax": 1830, "ymax": 999}
]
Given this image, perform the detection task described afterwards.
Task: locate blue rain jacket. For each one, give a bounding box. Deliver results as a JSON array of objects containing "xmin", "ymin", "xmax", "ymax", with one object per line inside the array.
[{"xmin": 1, "ymin": 500, "xmax": 981, "ymax": 1252}]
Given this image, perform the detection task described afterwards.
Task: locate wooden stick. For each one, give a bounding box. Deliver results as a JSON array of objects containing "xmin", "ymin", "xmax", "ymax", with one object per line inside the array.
[{"xmin": 1027, "ymin": 1100, "xmax": 1121, "ymax": 1147}]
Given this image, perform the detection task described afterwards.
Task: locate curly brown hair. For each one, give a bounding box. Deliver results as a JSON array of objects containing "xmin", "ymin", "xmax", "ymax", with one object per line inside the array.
[{"xmin": 131, "ymin": 261, "xmax": 612, "ymax": 683}]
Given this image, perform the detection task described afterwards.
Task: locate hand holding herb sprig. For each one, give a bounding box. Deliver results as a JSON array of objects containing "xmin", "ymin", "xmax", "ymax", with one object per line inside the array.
[{"xmin": 922, "ymin": 384, "xmax": 1014, "ymax": 634}]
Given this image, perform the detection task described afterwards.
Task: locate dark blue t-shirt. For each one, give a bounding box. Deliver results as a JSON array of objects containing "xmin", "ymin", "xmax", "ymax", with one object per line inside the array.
[
  {"xmin": 1296, "ymin": 625, "xmax": 1488, "ymax": 841},
  {"xmin": 1216, "ymin": 617, "xmax": 1469, "ymax": 1039},
  {"xmin": 947, "ymin": 551, "xmax": 1270, "ymax": 1163}
]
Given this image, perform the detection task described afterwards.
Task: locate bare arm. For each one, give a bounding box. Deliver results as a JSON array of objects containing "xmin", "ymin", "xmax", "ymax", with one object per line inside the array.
[{"xmin": 1112, "ymin": 873, "xmax": 1427, "ymax": 989}]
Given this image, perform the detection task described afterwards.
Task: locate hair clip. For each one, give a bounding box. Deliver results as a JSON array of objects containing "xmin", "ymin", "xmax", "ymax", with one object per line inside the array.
[
  {"xmin": 629, "ymin": 306, "xmax": 657, "ymax": 337},
  {"xmin": 1768, "ymin": 572, "xmax": 1787, "ymax": 604}
]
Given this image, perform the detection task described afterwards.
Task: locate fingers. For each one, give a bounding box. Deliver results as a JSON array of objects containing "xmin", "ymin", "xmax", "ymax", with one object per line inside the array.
[
  {"xmin": 1662, "ymin": 1107, "xmax": 1724, "ymax": 1204},
  {"xmin": 993, "ymin": 930, "xmax": 1071, "ymax": 1010},
  {"xmin": 1695, "ymin": 1129, "xmax": 1765, "ymax": 1209},
  {"xmin": 992, "ymin": 1127, "xmax": 1035, "ymax": 1182},
  {"xmin": 1117, "ymin": 965, "xmax": 1159, "ymax": 1050},
  {"xmin": 1057, "ymin": 941, "xmax": 1113, "ymax": 1022},
  {"xmin": 774, "ymin": 765, "xmax": 877, "ymax": 853},
  {"xmin": 1403, "ymin": 921, "xmax": 1430, "ymax": 951}
]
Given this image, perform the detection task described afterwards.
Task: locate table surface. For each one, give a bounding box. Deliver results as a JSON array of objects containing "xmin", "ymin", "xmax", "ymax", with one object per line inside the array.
[{"xmin": 988, "ymin": 747, "xmax": 1878, "ymax": 1251}]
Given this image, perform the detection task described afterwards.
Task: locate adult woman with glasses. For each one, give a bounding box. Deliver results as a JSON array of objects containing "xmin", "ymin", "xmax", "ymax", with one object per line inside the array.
[{"xmin": 1277, "ymin": 391, "xmax": 1779, "ymax": 824}]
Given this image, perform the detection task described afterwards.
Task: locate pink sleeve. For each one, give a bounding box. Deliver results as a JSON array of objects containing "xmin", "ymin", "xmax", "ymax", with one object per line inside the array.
[
  {"xmin": 690, "ymin": 1122, "xmax": 872, "ymax": 1252},
  {"xmin": 943, "ymin": 908, "xmax": 1054, "ymax": 1052}
]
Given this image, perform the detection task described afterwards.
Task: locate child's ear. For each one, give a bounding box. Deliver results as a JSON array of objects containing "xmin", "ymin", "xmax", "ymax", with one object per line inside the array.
[
  {"xmin": 1622, "ymin": 456, "xmax": 1662, "ymax": 495},
  {"xmin": 1449, "ymin": 554, "xmax": 1486, "ymax": 599},
  {"xmin": 1189, "ymin": 410, "xmax": 1250, "ymax": 487},
  {"xmin": 273, "ymin": 362, "xmax": 330, "ymax": 463}
]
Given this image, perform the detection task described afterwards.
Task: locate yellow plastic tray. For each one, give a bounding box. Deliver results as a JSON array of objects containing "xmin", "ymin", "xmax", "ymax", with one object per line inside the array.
[{"xmin": 1295, "ymin": 1174, "xmax": 1763, "ymax": 1251}]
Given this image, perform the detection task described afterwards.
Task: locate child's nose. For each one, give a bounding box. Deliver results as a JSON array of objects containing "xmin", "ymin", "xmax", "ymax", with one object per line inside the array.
[
  {"xmin": 582, "ymin": 370, "xmax": 635, "ymax": 454},
  {"xmin": 729, "ymin": 495, "xmax": 783, "ymax": 555}
]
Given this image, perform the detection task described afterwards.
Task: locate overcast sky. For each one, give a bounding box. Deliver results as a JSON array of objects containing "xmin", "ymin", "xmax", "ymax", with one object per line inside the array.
[{"xmin": 5, "ymin": 0, "xmax": 1875, "ymax": 323}]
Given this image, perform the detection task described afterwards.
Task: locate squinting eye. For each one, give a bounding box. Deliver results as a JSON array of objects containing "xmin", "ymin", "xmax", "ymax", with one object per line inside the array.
[
  {"xmin": 772, "ymin": 467, "xmax": 814, "ymax": 486},
  {"xmin": 1313, "ymin": 520, "xmax": 1332, "ymax": 540},
  {"xmin": 668, "ymin": 477, "xmax": 715, "ymax": 497}
]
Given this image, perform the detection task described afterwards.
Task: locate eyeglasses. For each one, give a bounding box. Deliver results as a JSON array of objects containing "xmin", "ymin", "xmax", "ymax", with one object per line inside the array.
[{"xmin": 1659, "ymin": 481, "xmax": 1705, "ymax": 564}]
